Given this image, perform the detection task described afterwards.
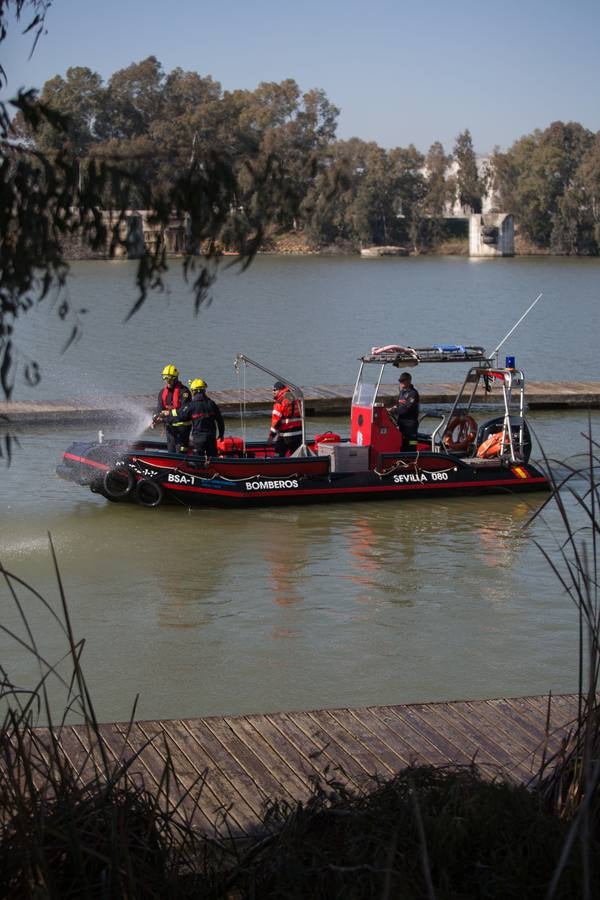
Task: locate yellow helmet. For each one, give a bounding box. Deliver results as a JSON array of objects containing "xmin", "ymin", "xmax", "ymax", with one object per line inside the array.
[
  {"xmin": 162, "ymin": 364, "xmax": 179, "ymax": 380},
  {"xmin": 189, "ymin": 378, "xmax": 207, "ymax": 392}
]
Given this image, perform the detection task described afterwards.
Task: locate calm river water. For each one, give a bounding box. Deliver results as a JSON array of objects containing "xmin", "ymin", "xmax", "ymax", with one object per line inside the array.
[{"xmin": 2, "ymin": 256, "xmax": 599, "ymax": 723}]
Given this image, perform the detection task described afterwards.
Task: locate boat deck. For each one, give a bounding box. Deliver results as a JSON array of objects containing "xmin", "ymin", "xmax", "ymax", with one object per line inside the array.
[
  {"xmin": 33, "ymin": 693, "xmax": 578, "ymax": 836},
  {"xmin": 5, "ymin": 381, "xmax": 600, "ymax": 425}
]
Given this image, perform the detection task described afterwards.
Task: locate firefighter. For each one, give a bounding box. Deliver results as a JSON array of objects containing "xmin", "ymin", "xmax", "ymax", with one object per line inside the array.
[
  {"xmin": 267, "ymin": 381, "xmax": 303, "ymax": 457},
  {"xmin": 160, "ymin": 378, "xmax": 224, "ymax": 459},
  {"xmin": 154, "ymin": 364, "xmax": 192, "ymax": 454},
  {"xmin": 388, "ymin": 371, "xmax": 420, "ymax": 449}
]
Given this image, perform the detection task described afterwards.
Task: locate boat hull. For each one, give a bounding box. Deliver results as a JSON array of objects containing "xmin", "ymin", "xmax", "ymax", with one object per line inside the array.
[{"xmin": 57, "ymin": 439, "xmax": 550, "ymax": 509}]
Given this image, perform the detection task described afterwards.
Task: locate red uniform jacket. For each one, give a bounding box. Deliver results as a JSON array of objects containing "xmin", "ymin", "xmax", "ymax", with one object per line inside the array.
[{"xmin": 270, "ymin": 387, "xmax": 302, "ymax": 438}]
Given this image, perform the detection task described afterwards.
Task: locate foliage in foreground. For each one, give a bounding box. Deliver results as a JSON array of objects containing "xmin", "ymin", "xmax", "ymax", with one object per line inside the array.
[
  {"xmin": 227, "ymin": 766, "xmax": 586, "ymax": 899},
  {"xmin": 1, "ymin": 1, "xmax": 330, "ymax": 424},
  {"xmin": 0, "ymin": 744, "xmax": 209, "ymax": 898},
  {"xmin": 0, "ymin": 748, "xmax": 589, "ymax": 899}
]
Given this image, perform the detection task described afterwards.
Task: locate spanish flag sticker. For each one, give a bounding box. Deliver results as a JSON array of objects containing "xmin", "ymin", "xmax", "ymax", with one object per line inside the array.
[{"xmin": 512, "ymin": 466, "xmax": 528, "ymax": 479}]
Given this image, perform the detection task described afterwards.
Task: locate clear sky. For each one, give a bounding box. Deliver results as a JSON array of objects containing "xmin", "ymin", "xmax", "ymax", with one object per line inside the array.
[{"xmin": 2, "ymin": 0, "xmax": 599, "ymax": 155}]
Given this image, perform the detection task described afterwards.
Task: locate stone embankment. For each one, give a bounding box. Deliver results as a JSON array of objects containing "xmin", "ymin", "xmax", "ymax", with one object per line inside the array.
[{"xmin": 261, "ymin": 232, "xmax": 322, "ymax": 254}]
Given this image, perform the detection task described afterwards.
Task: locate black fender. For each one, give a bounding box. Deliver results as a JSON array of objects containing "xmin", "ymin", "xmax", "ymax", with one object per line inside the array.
[
  {"xmin": 102, "ymin": 467, "xmax": 135, "ymax": 500},
  {"xmin": 135, "ymin": 478, "xmax": 164, "ymax": 508}
]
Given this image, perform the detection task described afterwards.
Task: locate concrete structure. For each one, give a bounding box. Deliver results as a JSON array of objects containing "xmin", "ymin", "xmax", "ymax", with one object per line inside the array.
[
  {"xmin": 469, "ymin": 213, "xmax": 515, "ymax": 257},
  {"xmin": 410, "ymin": 154, "xmax": 516, "ymax": 257},
  {"xmin": 102, "ymin": 210, "xmax": 199, "ymax": 259}
]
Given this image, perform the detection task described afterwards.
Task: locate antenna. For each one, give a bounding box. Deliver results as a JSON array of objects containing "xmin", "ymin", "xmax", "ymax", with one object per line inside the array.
[{"xmin": 490, "ymin": 292, "xmax": 543, "ymax": 362}]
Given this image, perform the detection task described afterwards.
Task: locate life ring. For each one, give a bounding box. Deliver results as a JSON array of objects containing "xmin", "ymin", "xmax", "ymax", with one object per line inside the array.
[
  {"xmin": 443, "ymin": 415, "xmax": 478, "ymax": 452},
  {"xmin": 135, "ymin": 478, "xmax": 163, "ymax": 508},
  {"xmin": 102, "ymin": 467, "xmax": 134, "ymax": 500}
]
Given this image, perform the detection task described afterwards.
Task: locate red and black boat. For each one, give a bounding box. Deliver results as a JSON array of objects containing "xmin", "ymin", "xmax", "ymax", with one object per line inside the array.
[{"xmin": 57, "ymin": 345, "xmax": 549, "ymax": 509}]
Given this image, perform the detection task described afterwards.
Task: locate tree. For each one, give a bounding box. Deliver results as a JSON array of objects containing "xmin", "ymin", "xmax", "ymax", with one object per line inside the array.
[
  {"xmin": 423, "ymin": 141, "xmax": 451, "ymax": 217},
  {"xmin": 231, "ymin": 81, "xmax": 339, "ymax": 233},
  {"xmin": 301, "ymin": 138, "xmax": 359, "ymax": 245},
  {"xmin": 487, "ymin": 145, "xmax": 516, "ymax": 213},
  {"xmin": 97, "ymin": 56, "xmax": 164, "ymax": 142},
  {"xmin": 153, "ymin": 68, "xmax": 222, "ymax": 165},
  {"xmin": 453, "ymin": 129, "xmax": 482, "ymax": 214},
  {"xmin": 577, "ymin": 133, "xmax": 600, "ymax": 249},
  {"xmin": 388, "ymin": 145, "xmax": 426, "ymax": 251},
  {"xmin": 0, "ymin": 4, "xmax": 312, "ymax": 436},
  {"xmin": 491, "ymin": 121, "xmax": 594, "ymax": 250},
  {"xmin": 542, "ymin": 121, "xmax": 593, "ymax": 253},
  {"xmin": 13, "ymin": 66, "xmax": 104, "ymax": 154},
  {"xmin": 344, "ymin": 142, "xmax": 394, "ymax": 245}
]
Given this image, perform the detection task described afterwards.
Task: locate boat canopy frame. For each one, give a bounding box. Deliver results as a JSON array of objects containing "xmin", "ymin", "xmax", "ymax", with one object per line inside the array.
[
  {"xmin": 352, "ymin": 344, "xmax": 529, "ymax": 462},
  {"xmin": 431, "ymin": 365, "xmax": 528, "ymax": 461},
  {"xmin": 234, "ymin": 353, "xmax": 308, "ymax": 452},
  {"xmin": 360, "ymin": 344, "xmax": 491, "ymax": 367},
  {"xmin": 352, "ymin": 344, "xmax": 493, "ymax": 410}
]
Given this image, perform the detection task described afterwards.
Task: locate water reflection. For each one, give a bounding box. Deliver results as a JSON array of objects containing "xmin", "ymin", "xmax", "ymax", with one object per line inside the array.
[
  {"xmin": 345, "ymin": 515, "xmax": 383, "ymax": 597},
  {"xmin": 474, "ymin": 499, "xmax": 531, "ymax": 569}
]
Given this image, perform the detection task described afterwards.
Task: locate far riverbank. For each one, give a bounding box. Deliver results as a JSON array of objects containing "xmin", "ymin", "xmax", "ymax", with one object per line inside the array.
[{"xmin": 61, "ymin": 227, "xmax": 563, "ymax": 261}]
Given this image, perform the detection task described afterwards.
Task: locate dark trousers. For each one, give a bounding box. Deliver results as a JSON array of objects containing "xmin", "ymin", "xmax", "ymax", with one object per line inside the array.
[
  {"xmin": 274, "ymin": 434, "xmax": 302, "ymax": 457},
  {"xmin": 191, "ymin": 434, "xmax": 217, "ymax": 459},
  {"xmin": 397, "ymin": 418, "xmax": 418, "ymax": 449},
  {"xmin": 166, "ymin": 426, "xmax": 190, "ymax": 454}
]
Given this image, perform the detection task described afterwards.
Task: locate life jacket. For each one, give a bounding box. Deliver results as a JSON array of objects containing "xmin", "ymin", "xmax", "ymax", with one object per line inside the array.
[
  {"xmin": 476, "ymin": 431, "xmax": 507, "ymax": 459},
  {"xmin": 162, "ymin": 382, "xmax": 191, "ymax": 427},
  {"xmin": 271, "ymin": 388, "xmax": 302, "ymax": 436},
  {"xmin": 217, "ymin": 436, "xmax": 244, "ymax": 455},
  {"xmin": 161, "ymin": 383, "xmax": 183, "ymax": 411}
]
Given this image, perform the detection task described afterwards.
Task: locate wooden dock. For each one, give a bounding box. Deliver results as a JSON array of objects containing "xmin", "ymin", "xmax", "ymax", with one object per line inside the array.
[
  {"xmin": 34, "ymin": 693, "xmax": 577, "ymax": 835},
  {"xmin": 4, "ymin": 381, "xmax": 600, "ymax": 425}
]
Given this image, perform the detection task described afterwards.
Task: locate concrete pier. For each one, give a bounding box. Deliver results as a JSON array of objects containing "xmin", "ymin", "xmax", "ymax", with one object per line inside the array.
[
  {"xmin": 3, "ymin": 381, "xmax": 600, "ymax": 426},
  {"xmin": 469, "ymin": 213, "xmax": 515, "ymax": 256}
]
